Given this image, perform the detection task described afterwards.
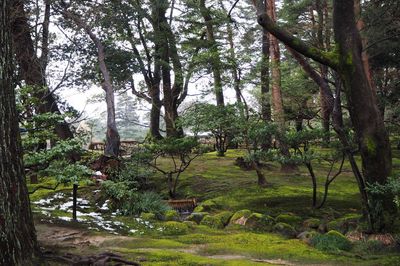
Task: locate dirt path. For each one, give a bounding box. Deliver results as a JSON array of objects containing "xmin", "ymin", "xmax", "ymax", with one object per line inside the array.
[{"xmin": 35, "ymin": 222, "xmax": 326, "ymax": 266}]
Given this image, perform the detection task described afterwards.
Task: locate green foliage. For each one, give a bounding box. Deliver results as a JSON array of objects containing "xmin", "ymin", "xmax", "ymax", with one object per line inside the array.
[
  {"xmin": 180, "ymin": 103, "xmax": 241, "ymax": 156},
  {"xmin": 367, "ymin": 177, "xmax": 400, "ymax": 209},
  {"xmin": 311, "ymin": 230, "xmax": 352, "ymax": 252},
  {"xmin": 164, "ymin": 210, "xmax": 180, "ymax": 221},
  {"xmin": 200, "ymin": 215, "xmax": 224, "ymax": 229},
  {"xmin": 276, "ymin": 213, "xmax": 302, "ymax": 227}
]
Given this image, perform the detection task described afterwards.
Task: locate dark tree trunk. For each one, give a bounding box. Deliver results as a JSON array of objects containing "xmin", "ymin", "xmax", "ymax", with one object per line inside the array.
[
  {"xmin": 11, "ymin": 0, "xmax": 74, "ymax": 141},
  {"xmin": 0, "ymin": 1, "xmax": 39, "ymax": 263},
  {"xmin": 333, "ymin": 0, "xmax": 394, "ymax": 231},
  {"xmin": 72, "ymin": 184, "xmax": 78, "ymax": 221}
]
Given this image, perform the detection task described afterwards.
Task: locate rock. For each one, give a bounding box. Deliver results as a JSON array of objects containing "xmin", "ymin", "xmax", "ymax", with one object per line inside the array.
[
  {"xmin": 245, "ymin": 213, "xmax": 275, "ymax": 232},
  {"xmin": 186, "ymin": 212, "xmax": 208, "ymax": 224},
  {"xmin": 367, "ymin": 234, "xmax": 397, "ymax": 246},
  {"xmin": 303, "ymin": 218, "xmax": 320, "ymax": 229},
  {"xmin": 273, "ymin": 222, "xmax": 296, "ymax": 238},
  {"xmin": 275, "ymin": 213, "xmax": 302, "ymax": 227},
  {"xmin": 297, "ymin": 231, "xmax": 319, "ymax": 244},
  {"xmin": 215, "ymin": 211, "xmax": 234, "ymax": 226},
  {"xmin": 160, "ymin": 221, "xmax": 189, "ymax": 235},
  {"xmin": 164, "ymin": 210, "xmax": 180, "ymax": 221},
  {"xmin": 229, "ymin": 209, "xmax": 252, "ymax": 225},
  {"xmin": 200, "ymin": 215, "xmax": 224, "ymax": 229}
]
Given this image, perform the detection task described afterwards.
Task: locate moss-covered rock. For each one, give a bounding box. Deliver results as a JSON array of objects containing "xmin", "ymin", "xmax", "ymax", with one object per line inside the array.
[
  {"xmin": 276, "ymin": 213, "xmax": 302, "ymax": 227},
  {"xmin": 297, "ymin": 231, "xmax": 320, "ymax": 244},
  {"xmin": 160, "ymin": 221, "xmax": 189, "ymax": 235},
  {"xmin": 194, "ymin": 199, "xmax": 218, "ymax": 213},
  {"xmin": 311, "ymin": 230, "xmax": 352, "ymax": 252},
  {"xmin": 183, "ymin": 221, "xmax": 197, "ymax": 229},
  {"xmin": 200, "ymin": 215, "xmax": 224, "ymax": 229},
  {"xmin": 140, "ymin": 212, "xmax": 156, "ymax": 221},
  {"xmin": 273, "ymin": 222, "xmax": 296, "ymax": 238},
  {"xmin": 245, "ymin": 213, "xmax": 275, "ymax": 232},
  {"xmin": 229, "ymin": 209, "xmax": 252, "ymax": 225},
  {"xmin": 164, "ymin": 210, "xmax": 180, "ymax": 221},
  {"xmin": 326, "ymin": 214, "xmax": 360, "ymax": 234},
  {"xmin": 303, "ymin": 218, "xmax": 320, "ymax": 229},
  {"xmin": 186, "ymin": 212, "xmax": 208, "ymax": 224},
  {"xmin": 215, "ymin": 211, "xmax": 234, "ymax": 226}
]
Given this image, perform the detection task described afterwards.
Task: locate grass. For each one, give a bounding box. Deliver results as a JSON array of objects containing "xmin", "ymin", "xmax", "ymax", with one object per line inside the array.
[{"xmin": 30, "ymin": 147, "xmax": 400, "ymax": 265}]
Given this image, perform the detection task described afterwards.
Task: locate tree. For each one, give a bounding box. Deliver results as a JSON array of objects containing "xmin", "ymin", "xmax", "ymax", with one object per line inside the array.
[
  {"xmin": 11, "ymin": 0, "xmax": 75, "ymax": 142},
  {"xmin": 253, "ymin": 0, "xmax": 395, "ymax": 231},
  {"xmin": 58, "ymin": 1, "xmax": 120, "ymax": 157},
  {"xmin": 0, "ymin": 0, "xmax": 38, "ymax": 263}
]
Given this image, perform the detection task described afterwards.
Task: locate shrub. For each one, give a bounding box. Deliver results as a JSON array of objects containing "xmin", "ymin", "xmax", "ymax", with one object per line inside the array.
[
  {"xmin": 164, "ymin": 210, "xmax": 180, "ymax": 221},
  {"xmin": 311, "ymin": 230, "xmax": 352, "ymax": 252}
]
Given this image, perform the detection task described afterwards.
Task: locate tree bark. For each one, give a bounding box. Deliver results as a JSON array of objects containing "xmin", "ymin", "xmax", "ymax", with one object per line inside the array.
[
  {"xmin": 0, "ymin": 1, "xmax": 39, "ymax": 263},
  {"xmin": 61, "ymin": 6, "xmax": 120, "ymax": 157}
]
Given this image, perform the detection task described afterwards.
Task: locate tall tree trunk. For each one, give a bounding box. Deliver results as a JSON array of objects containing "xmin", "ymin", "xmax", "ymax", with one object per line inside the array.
[
  {"xmin": 11, "ymin": 0, "xmax": 74, "ymax": 141},
  {"xmin": 61, "ymin": 7, "xmax": 120, "ymax": 157},
  {"xmin": 316, "ymin": 0, "xmax": 332, "ymax": 143},
  {"xmin": 199, "ymin": 0, "xmax": 225, "ymax": 106},
  {"xmin": 267, "ymin": 0, "xmax": 285, "ymax": 129},
  {"xmin": 227, "ymin": 21, "xmax": 242, "ymax": 104},
  {"xmin": 333, "ymin": 0, "xmax": 394, "ymax": 231},
  {"xmin": 0, "ymin": 1, "xmax": 39, "ymax": 263}
]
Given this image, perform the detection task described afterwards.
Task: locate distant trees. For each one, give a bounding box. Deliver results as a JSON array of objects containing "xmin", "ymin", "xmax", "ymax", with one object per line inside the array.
[{"xmin": 0, "ymin": 0, "xmax": 38, "ymax": 263}]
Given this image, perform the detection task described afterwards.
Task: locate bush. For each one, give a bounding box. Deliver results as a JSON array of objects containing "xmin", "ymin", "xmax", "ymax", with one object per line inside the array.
[
  {"xmin": 164, "ymin": 210, "xmax": 180, "ymax": 221},
  {"xmin": 311, "ymin": 230, "xmax": 352, "ymax": 252}
]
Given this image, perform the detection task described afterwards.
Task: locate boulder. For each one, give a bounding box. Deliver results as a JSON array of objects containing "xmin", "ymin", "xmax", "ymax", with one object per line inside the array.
[
  {"xmin": 186, "ymin": 212, "xmax": 208, "ymax": 224},
  {"xmin": 297, "ymin": 231, "xmax": 319, "ymax": 244},
  {"xmin": 303, "ymin": 218, "xmax": 320, "ymax": 229},
  {"xmin": 273, "ymin": 222, "xmax": 297, "ymax": 238},
  {"xmin": 229, "ymin": 209, "xmax": 252, "ymax": 225},
  {"xmin": 275, "ymin": 213, "xmax": 302, "ymax": 227},
  {"xmin": 245, "ymin": 213, "xmax": 275, "ymax": 232},
  {"xmin": 200, "ymin": 215, "xmax": 224, "ymax": 229}
]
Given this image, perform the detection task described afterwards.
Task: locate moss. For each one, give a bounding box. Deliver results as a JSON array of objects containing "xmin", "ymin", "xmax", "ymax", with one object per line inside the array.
[
  {"xmin": 214, "ymin": 211, "xmax": 233, "ymax": 226},
  {"xmin": 141, "ymin": 212, "xmax": 156, "ymax": 221},
  {"xmin": 245, "ymin": 213, "xmax": 275, "ymax": 232},
  {"xmin": 197, "ymin": 199, "xmax": 218, "ymax": 212},
  {"xmin": 297, "ymin": 230, "xmax": 320, "ymax": 244},
  {"xmin": 303, "ymin": 218, "xmax": 321, "ymax": 229},
  {"xmin": 164, "ymin": 209, "xmax": 179, "ymax": 221},
  {"xmin": 326, "ymin": 214, "xmax": 361, "ymax": 234},
  {"xmin": 365, "ymin": 136, "xmax": 377, "ymax": 156},
  {"xmin": 159, "ymin": 221, "xmax": 189, "ymax": 235},
  {"xmin": 182, "ymin": 221, "xmax": 197, "ymax": 229},
  {"xmin": 311, "ymin": 230, "xmax": 352, "ymax": 252},
  {"xmin": 229, "ymin": 209, "xmax": 252, "ymax": 225},
  {"xmin": 186, "ymin": 212, "xmax": 208, "ymax": 224},
  {"xmin": 200, "ymin": 215, "xmax": 224, "ymax": 229},
  {"xmin": 276, "ymin": 213, "xmax": 302, "ymax": 227},
  {"xmin": 273, "ymin": 222, "xmax": 296, "ymax": 238}
]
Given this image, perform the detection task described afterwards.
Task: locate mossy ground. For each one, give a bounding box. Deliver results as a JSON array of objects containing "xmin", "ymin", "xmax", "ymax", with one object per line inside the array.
[{"xmin": 29, "ymin": 147, "xmax": 400, "ymax": 265}]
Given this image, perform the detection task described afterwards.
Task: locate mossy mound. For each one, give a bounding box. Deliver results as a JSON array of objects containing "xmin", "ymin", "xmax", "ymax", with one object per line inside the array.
[
  {"xmin": 297, "ymin": 230, "xmax": 320, "ymax": 244},
  {"xmin": 303, "ymin": 218, "xmax": 320, "ymax": 229},
  {"xmin": 193, "ymin": 199, "xmax": 218, "ymax": 212},
  {"xmin": 326, "ymin": 214, "xmax": 360, "ymax": 234},
  {"xmin": 273, "ymin": 222, "xmax": 296, "ymax": 238},
  {"xmin": 229, "ymin": 209, "xmax": 252, "ymax": 225},
  {"xmin": 200, "ymin": 215, "xmax": 224, "ymax": 229},
  {"xmin": 160, "ymin": 221, "xmax": 189, "ymax": 235},
  {"xmin": 214, "ymin": 211, "xmax": 234, "ymax": 226},
  {"xmin": 244, "ymin": 213, "xmax": 275, "ymax": 232},
  {"xmin": 311, "ymin": 230, "xmax": 352, "ymax": 252},
  {"xmin": 164, "ymin": 209, "xmax": 180, "ymax": 221},
  {"xmin": 140, "ymin": 212, "xmax": 156, "ymax": 221},
  {"xmin": 276, "ymin": 213, "xmax": 302, "ymax": 227},
  {"xmin": 185, "ymin": 212, "xmax": 208, "ymax": 224},
  {"xmin": 182, "ymin": 221, "xmax": 197, "ymax": 229}
]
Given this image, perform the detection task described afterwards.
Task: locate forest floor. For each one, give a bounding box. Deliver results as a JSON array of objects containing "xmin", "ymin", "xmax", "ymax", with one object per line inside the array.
[{"xmin": 29, "ymin": 147, "xmax": 400, "ymax": 265}]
